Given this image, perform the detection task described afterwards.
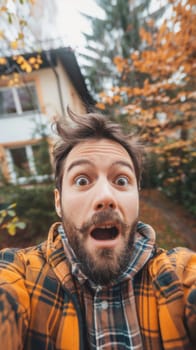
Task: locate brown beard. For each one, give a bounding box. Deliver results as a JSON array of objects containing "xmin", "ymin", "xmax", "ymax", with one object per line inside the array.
[{"xmin": 61, "ymin": 209, "xmax": 138, "ymax": 286}]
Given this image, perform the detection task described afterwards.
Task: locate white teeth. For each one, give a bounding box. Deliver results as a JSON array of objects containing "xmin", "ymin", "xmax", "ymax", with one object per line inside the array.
[{"xmin": 98, "ymin": 225, "xmax": 113, "ymax": 229}]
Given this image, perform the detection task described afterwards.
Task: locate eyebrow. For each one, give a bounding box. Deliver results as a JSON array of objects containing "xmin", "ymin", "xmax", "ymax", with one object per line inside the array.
[
  {"xmin": 67, "ymin": 159, "xmax": 93, "ymax": 173},
  {"xmin": 111, "ymin": 160, "xmax": 134, "ymax": 173},
  {"xmin": 67, "ymin": 159, "xmax": 134, "ymax": 173}
]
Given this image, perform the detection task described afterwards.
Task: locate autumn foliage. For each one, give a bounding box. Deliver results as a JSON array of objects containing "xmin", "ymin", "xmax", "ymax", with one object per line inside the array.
[
  {"xmin": 0, "ymin": 0, "xmax": 42, "ymax": 86},
  {"xmin": 97, "ymin": 0, "xmax": 196, "ymax": 212}
]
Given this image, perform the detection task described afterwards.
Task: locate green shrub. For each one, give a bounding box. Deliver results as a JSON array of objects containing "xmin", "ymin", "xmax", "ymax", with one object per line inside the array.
[{"xmin": 0, "ymin": 183, "xmax": 58, "ymax": 243}]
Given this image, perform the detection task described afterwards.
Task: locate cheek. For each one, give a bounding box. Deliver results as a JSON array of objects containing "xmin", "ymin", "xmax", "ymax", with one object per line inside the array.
[
  {"xmin": 121, "ymin": 191, "xmax": 139, "ymax": 218},
  {"xmin": 62, "ymin": 196, "xmax": 76, "ymax": 219},
  {"xmin": 61, "ymin": 191, "xmax": 89, "ymax": 223}
]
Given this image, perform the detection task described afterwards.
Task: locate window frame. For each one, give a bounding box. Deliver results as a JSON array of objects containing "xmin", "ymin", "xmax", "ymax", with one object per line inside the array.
[
  {"xmin": 6, "ymin": 142, "xmax": 53, "ymax": 184},
  {"xmin": 0, "ymin": 82, "xmax": 40, "ymax": 118}
]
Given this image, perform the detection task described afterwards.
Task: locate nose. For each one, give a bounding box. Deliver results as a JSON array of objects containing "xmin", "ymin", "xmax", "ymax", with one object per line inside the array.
[{"xmin": 93, "ymin": 180, "xmax": 117, "ymax": 211}]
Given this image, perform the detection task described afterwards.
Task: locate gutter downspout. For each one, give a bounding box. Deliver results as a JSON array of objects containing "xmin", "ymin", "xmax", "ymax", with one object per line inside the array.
[{"xmin": 46, "ymin": 51, "xmax": 65, "ymax": 117}]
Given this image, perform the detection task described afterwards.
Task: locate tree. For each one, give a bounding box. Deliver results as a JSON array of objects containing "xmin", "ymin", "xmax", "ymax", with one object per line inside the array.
[
  {"xmin": 0, "ymin": 0, "xmax": 44, "ymax": 85},
  {"xmin": 98, "ymin": 0, "xmax": 196, "ymax": 213},
  {"xmin": 81, "ymin": 0, "xmax": 156, "ymax": 98}
]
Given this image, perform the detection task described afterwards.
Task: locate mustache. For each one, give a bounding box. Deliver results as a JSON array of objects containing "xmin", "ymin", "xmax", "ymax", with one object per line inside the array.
[{"xmin": 78, "ymin": 209, "xmax": 129, "ymax": 235}]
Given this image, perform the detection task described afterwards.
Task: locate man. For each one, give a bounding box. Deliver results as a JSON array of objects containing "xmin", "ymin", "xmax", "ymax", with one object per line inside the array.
[{"xmin": 0, "ymin": 108, "xmax": 195, "ymax": 350}]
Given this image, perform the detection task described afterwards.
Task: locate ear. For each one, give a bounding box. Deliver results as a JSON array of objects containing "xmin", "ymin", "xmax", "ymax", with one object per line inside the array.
[{"xmin": 54, "ymin": 188, "xmax": 62, "ymax": 218}]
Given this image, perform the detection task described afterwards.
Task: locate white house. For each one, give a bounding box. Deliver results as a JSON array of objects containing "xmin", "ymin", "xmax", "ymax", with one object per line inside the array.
[{"xmin": 0, "ymin": 47, "xmax": 94, "ymax": 185}]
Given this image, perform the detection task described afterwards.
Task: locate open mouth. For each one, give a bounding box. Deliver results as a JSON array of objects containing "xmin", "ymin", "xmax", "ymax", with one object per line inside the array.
[{"xmin": 90, "ymin": 226, "xmax": 119, "ymax": 240}]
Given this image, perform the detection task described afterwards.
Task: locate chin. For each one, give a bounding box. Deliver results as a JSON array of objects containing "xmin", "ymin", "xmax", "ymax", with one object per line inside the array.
[{"xmin": 79, "ymin": 245, "xmax": 131, "ymax": 286}]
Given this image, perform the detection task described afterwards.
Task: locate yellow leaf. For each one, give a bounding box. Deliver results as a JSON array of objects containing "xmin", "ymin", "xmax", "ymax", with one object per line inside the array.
[
  {"xmin": 12, "ymin": 216, "xmax": 19, "ymax": 223},
  {"xmin": 10, "ymin": 41, "xmax": 18, "ymax": 50},
  {"xmin": 0, "ymin": 30, "xmax": 4, "ymax": 39},
  {"xmin": 21, "ymin": 63, "xmax": 26, "ymax": 70},
  {"xmin": 7, "ymin": 223, "xmax": 16, "ymax": 236},
  {"xmin": 0, "ymin": 57, "xmax": 7, "ymax": 65},
  {"xmin": 18, "ymin": 32, "xmax": 24, "ymax": 40},
  {"xmin": 33, "ymin": 63, "xmax": 39, "ymax": 69},
  {"xmin": 8, "ymin": 203, "xmax": 17, "ymax": 209},
  {"xmin": 29, "ymin": 57, "xmax": 36, "ymax": 64},
  {"xmin": 25, "ymin": 64, "xmax": 32, "ymax": 73},
  {"xmin": 16, "ymin": 56, "xmax": 24, "ymax": 64},
  {"xmin": 19, "ymin": 19, "xmax": 27, "ymax": 26},
  {"xmin": 0, "ymin": 210, "xmax": 6, "ymax": 218},
  {"xmin": 0, "ymin": 6, "xmax": 7, "ymax": 12}
]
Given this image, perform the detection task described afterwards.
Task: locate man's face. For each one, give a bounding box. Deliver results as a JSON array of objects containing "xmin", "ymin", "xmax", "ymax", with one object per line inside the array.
[{"xmin": 54, "ymin": 139, "xmax": 139, "ymax": 285}]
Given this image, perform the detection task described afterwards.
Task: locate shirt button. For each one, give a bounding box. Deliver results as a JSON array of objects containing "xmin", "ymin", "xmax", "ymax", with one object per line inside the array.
[{"xmin": 101, "ymin": 300, "xmax": 108, "ymax": 310}]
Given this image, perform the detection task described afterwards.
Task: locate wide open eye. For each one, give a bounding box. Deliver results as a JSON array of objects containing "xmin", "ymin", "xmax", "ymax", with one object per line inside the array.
[
  {"xmin": 115, "ymin": 176, "xmax": 129, "ymax": 187},
  {"xmin": 74, "ymin": 175, "xmax": 90, "ymax": 186}
]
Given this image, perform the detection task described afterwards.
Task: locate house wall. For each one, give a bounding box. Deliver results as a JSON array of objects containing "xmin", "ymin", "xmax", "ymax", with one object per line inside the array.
[
  {"xmin": 38, "ymin": 59, "xmax": 86, "ymax": 118},
  {"xmin": 0, "ymin": 60, "xmax": 87, "ymax": 183}
]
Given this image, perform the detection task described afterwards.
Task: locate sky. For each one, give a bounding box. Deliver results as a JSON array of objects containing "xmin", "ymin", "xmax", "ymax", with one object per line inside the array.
[
  {"xmin": 1, "ymin": 0, "xmax": 170, "ymax": 60},
  {"xmin": 53, "ymin": 0, "xmax": 167, "ymax": 52},
  {"xmin": 0, "ymin": 0, "xmax": 104, "ymax": 59},
  {"xmin": 55, "ymin": 0, "xmax": 104, "ymax": 52}
]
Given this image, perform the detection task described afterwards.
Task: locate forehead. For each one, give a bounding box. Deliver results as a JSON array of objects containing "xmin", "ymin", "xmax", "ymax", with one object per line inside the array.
[{"xmin": 64, "ymin": 139, "xmax": 133, "ymax": 170}]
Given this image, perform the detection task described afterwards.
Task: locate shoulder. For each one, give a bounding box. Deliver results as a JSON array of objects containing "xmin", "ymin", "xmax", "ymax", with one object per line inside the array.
[
  {"xmin": 147, "ymin": 247, "xmax": 196, "ymax": 297},
  {"xmin": 149, "ymin": 247, "xmax": 196, "ymax": 345},
  {"xmin": 166, "ymin": 247, "xmax": 196, "ymax": 266},
  {"xmin": 0, "ymin": 241, "xmax": 50, "ymax": 306},
  {"xmin": 149, "ymin": 247, "xmax": 196, "ymax": 279},
  {"xmin": 0, "ymin": 245, "xmax": 45, "ymax": 317},
  {"xmin": 0, "ymin": 241, "xmax": 47, "ymax": 276}
]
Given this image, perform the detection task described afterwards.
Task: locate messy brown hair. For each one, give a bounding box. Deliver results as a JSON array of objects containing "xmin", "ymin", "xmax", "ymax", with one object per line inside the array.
[{"xmin": 53, "ymin": 107, "xmax": 143, "ymax": 191}]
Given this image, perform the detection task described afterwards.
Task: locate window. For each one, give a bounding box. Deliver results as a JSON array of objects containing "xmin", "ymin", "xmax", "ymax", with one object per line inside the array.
[
  {"xmin": 10, "ymin": 147, "xmax": 31, "ymax": 178},
  {"xmin": 17, "ymin": 85, "xmax": 38, "ymax": 112},
  {"xmin": 6, "ymin": 142, "xmax": 52, "ymax": 184},
  {"xmin": 0, "ymin": 83, "xmax": 39, "ymax": 117},
  {"xmin": 0, "ymin": 89, "xmax": 16, "ymax": 114}
]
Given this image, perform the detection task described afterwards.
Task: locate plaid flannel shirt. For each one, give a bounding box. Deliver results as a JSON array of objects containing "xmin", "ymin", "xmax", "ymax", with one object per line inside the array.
[
  {"xmin": 58, "ymin": 222, "xmax": 156, "ymax": 349},
  {"xmin": 0, "ymin": 221, "xmax": 195, "ymax": 350}
]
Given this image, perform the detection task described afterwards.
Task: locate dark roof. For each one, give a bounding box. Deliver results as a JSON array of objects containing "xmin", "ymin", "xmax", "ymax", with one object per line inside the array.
[{"xmin": 0, "ymin": 47, "xmax": 95, "ymax": 110}]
